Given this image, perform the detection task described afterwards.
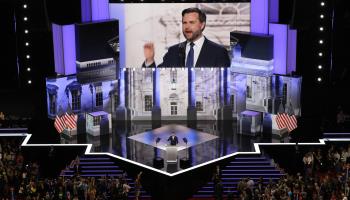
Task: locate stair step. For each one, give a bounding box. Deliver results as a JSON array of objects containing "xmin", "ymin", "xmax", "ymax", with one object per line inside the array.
[
  {"xmin": 234, "ymin": 157, "xmax": 267, "ymax": 160},
  {"xmin": 222, "ymin": 170, "xmax": 280, "ymax": 173},
  {"xmin": 222, "ymin": 173, "xmax": 283, "ymax": 176},
  {"xmin": 80, "ymin": 157, "xmax": 111, "ymax": 161},
  {"xmin": 225, "ymin": 165, "xmax": 273, "ymax": 168},
  {"xmin": 80, "ymin": 165, "xmax": 119, "ymax": 169},
  {"xmin": 221, "ymin": 177, "xmax": 280, "ymax": 180},
  {"xmin": 79, "ymin": 174, "xmax": 132, "ymax": 178},
  {"xmin": 207, "ymin": 181, "xmax": 273, "ymax": 185},
  {"xmin": 229, "ymin": 161, "xmax": 271, "ymax": 164},
  {"xmin": 81, "ymin": 170, "xmax": 123, "ymax": 173},
  {"xmin": 80, "ymin": 161, "xmax": 115, "ymax": 165}
]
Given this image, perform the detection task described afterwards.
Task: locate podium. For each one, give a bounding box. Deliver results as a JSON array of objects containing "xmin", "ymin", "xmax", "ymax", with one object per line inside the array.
[{"xmin": 166, "ymin": 146, "xmax": 178, "ymax": 163}]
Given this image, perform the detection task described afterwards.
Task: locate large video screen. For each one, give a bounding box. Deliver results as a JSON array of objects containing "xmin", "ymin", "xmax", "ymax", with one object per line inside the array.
[{"xmin": 109, "ymin": 3, "xmax": 250, "ymax": 68}]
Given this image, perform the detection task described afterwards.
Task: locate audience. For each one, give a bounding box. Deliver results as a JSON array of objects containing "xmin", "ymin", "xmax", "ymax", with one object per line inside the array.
[
  {"xmin": 0, "ymin": 138, "xmax": 143, "ymax": 200},
  {"xmin": 233, "ymin": 144, "xmax": 350, "ymax": 200}
]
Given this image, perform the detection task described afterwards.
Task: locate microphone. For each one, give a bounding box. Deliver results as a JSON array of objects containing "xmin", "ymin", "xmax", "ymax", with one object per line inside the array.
[
  {"xmin": 156, "ymin": 137, "xmax": 161, "ymax": 144},
  {"xmin": 183, "ymin": 137, "xmax": 188, "ymax": 144}
]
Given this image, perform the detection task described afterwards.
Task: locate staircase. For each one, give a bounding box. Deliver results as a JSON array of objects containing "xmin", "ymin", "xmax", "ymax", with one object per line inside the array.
[
  {"xmin": 191, "ymin": 155, "xmax": 284, "ymax": 199},
  {"xmin": 60, "ymin": 155, "xmax": 151, "ymax": 199}
]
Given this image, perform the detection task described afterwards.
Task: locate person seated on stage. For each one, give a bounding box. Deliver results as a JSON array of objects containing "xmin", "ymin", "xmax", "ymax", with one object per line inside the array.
[{"xmin": 167, "ymin": 133, "xmax": 179, "ymax": 146}]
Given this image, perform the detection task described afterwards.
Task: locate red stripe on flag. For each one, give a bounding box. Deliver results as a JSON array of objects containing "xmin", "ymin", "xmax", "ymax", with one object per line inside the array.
[
  {"xmin": 64, "ymin": 113, "xmax": 77, "ymax": 130},
  {"xmin": 54, "ymin": 115, "xmax": 65, "ymax": 133},
  {"xmin": 276, "ymin": 113, "xmax": 285, "ymax": 129},
  {"xmin": 275, "ymin": 113, "xmax": 298, "ymax": 132}
]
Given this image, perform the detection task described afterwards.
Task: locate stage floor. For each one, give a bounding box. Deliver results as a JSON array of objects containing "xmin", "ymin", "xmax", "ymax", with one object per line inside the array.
[{"xmin": 59, "ymin": 120, "xmax": 291, "ymax": 173}]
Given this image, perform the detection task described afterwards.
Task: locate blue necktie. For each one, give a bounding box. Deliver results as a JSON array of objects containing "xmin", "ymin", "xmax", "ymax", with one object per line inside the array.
[{"xmin": 185, "ymin": 42, "xmax": 194, "ymax": 68}]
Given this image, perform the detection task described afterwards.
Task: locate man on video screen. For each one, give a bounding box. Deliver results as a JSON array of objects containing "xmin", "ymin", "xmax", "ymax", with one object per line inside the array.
[{"xmin": 143, "ymin": 7, "xmax": 230, "ymax": 68}]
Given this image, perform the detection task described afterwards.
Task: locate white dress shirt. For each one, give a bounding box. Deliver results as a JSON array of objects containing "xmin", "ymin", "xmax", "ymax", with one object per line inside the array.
[{"xmin": 185, "ymin": 35, "xmax": 205, "ymax": 67}]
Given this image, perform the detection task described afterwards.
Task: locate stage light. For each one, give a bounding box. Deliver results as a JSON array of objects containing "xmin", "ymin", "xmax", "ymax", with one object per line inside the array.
[
  {"xmin": 26, "ymin": 55, "xmax": 30, "ymax": 59},
  {"xmin": 23, "ymin": 17, "xmax": 28, "ymax": 21},
  {"xmin": 25, "ymin": 42, "xmax": 29, "ymax": 46},
  {"xmin": 23, "ymin": 4, "xmax": 27, "ymax": 9},
  {"xmin": 321, "ymin": 2, "xmax": 325, "ymax": 6},
  {"xmin": 27, "ymin": 67, "xmax": 31, "ymax": 71},
  {"xmin": 317, "ymin": 77, "xmax": 322, "ymax": 82},
  {"xmin": 318, "ymin": 65, "xmax": 322, "ymax": 69},
  {"xmin": 319, "ymin": 27, "xmax": 324, "ymax": 31},
  {"xmin": 28, "ymin": 80, "xmax": 32, "ymax": 84},
  {"xmin": 318, "ymin": 52, "xmax": 323, "ymax": 57},
  {"xmin": 320, "ymin": 14, "xmax": 324, "ymax": 19},
  {"xmin": 319, "ymin": 40, "xmax": 323, "ymax": 44},
  {"xmin": 24, "ymin": 29, "xmax": 28, "ymax": 34}
]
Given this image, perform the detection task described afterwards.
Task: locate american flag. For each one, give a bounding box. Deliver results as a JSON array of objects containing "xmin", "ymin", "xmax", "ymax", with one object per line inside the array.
[
  {"xmin": 54, "ymin": 115, "xmax": 66, "ymax": 133},
  {"xmin": 63, "ymin": 112, "xmax": 77, "ymax": 130},
  {"xmin": 276, "ymin": 113, "xmax": 297, "ymax": 132}
]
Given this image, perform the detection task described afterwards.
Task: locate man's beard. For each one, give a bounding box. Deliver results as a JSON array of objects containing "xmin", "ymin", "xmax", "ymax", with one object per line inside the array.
[{"xmin": 183, "ymin": 30, "xmax": 202, "ymax": 42}]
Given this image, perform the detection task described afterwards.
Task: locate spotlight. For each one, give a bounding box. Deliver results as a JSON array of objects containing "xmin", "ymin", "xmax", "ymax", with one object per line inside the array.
[
  {"xmin": 26, "ymin": 55, "xmax": 30, "ymax": 59},
  {"xmin": 27, "ymin": 67, "xmax": 31, "ymax": 71},
  {"xmin": 24, "ymin": 30, "xmax": 28, "ymax": 34},
  {"xmin": 319, "ymin": 27, "xmax": 324, "ymax": 31},
  {"xmin": 318, "ymin": 52, "xmax": 323, "ymax": 57},
  {"xmin": 317, "ymin": 77, "xmax": 322, "ymax": 82},
  {"xmin": 25, "ymin": 42, "xmax": 29, "ymax": 46},
  {"xmin": 318, "ymin": 65, "xmax": 322, "ymax": 69},
  {"xmin": 319, "ymin": 40, "xmax": 323, "ymax": 44},
  {"xmin": 24, "ymin": 17, "xmax": 28, "ymax": 21},
  {"xmin": 28, "ymin": 80, "xmax": 32, "ymax": 84},
  {"xmin": 23, "ymin": 4, "xmax": 27, "ymax": 9},
  {"xmin": 321, "ymin": 2, "xmax": 325, "ymax": 6},
  {"xmin": 320, "ymin": 14, "xmax": 324, "ymax": 19}
]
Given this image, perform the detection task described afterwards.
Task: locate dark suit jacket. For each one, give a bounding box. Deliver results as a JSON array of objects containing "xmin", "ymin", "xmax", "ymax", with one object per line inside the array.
[
  {"xmin": 144, "ymin": 37, "xmax": 230, "ymax": 68},
  {"xmin": 167, "ymin": 135, "xmax": 179, "ymax": 146}
]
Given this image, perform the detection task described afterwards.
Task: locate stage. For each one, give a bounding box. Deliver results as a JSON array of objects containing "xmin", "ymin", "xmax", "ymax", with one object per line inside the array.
[{"xmin": 59, "ymin": 120, "xmax": 290, "ymax": 173}]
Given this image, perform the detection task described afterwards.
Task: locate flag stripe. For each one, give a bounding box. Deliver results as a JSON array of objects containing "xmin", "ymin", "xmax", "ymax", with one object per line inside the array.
[
  {"xmin": 54, "ymin": 115, "xmax": 65, "ymax": 133},
  {"xmin": 64, "ymin": 112, "xmax": 77, "ymax": 130},
  {"xmin": 275, "ymin": 113, "xmax": 297, "ymax": 132}
]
